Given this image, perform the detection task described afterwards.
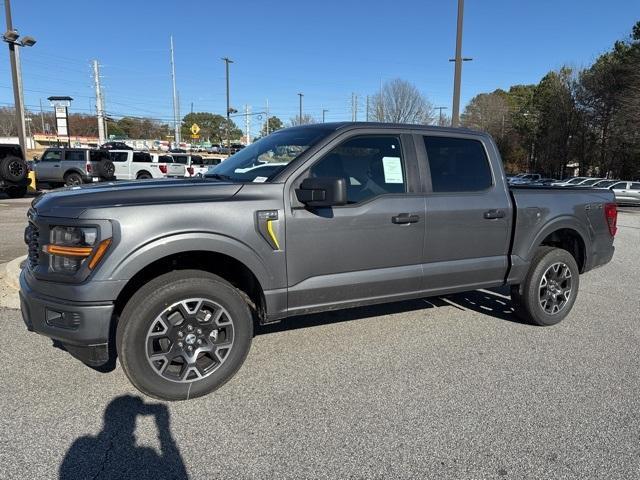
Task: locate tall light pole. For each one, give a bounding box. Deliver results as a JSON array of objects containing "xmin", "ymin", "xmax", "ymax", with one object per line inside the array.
[
  {"xmin": 222, "ymin": 57, "xmax": 234, "ymax": 152},
  {"xmin": 435, "ymin": 106, "xmax": 448, "ymax": 125},
  {"xmin": 3, "ymin": 0, "xmax": 36, "ymax": 156},
  {"xmin": 169, "ymin": 36, "xmax": 180, "ymax": 146},
  {"xmin": 450, "ymin": 0, "xmax": 472, "ymax": 127},
  {"xmin": 297, "ymin": 92, "xmax": 303, "ymax": 124},
  {"xmin": 322, "ymin": 109, "xmax": 328, "ymax": 123}
]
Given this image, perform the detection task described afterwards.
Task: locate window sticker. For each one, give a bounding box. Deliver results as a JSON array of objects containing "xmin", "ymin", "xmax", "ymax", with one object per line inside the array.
[
  {"xmin": 253, "ymin": 176, "xmax": 268, "ymax": 183},
  {"xmin": 382, "ymin": 156, "xmax": 403, "ymax": 184}
]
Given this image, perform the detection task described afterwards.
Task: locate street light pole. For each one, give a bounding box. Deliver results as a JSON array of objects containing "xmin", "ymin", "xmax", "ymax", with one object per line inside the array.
[
  {"xmin": 451, "ymin": 0, "xmax": 468, "ymax": 127},
  {"xmin": 222, "ymin": 57, "xmax": 233, "ymax": 152},
  {"xmin": 297, "ymin": 92, "xmax": 303, "ymax": 124},
  {"xmin": 322, "ymin": 109, "xmax": 328, "ymax": 123},
  {"xmin": 4, "ymin": 0, "xmax": 29, "ymax": 156}
]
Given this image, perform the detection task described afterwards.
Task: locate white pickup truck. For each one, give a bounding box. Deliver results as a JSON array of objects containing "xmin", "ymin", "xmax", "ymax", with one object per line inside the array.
[
  {"xmin": 170, "ymin": 154, "xmax": 223, "ymax": 177},
  {"xmin": 109, "ymin": 151, "xmax": 186, "ymax": 179}
]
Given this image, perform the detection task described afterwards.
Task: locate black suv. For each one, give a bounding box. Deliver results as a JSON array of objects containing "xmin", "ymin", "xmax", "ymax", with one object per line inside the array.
[{"xmin": 0, "ymin": 144, "xmax": 29, "ymax": 198}]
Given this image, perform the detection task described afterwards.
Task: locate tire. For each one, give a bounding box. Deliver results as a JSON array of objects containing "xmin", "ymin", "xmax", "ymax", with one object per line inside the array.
[
  {"xmin": 6, "ymin": 185, "xmax": 27, "ymax": 198},
  {"xmin": 64, "ymin": 172, "xmax": 84, "ymax": 186},
  {"xmin": 511, "ymin": 246, "xmax": 580, "ymax": 326},
  {"xmin": 0, "ymin": 155, "xmax": 28, "ymax": 182},
  {"xmin": 116, "ymin": 270, "xmax": 253, "ymax": 401},
  {"xmin": 97, "ymin": 159, "xmax": 116, "ymax": 180},
  {"xmin": 137, "ymin": 172, "xmax": 152, "ymax": 179}
]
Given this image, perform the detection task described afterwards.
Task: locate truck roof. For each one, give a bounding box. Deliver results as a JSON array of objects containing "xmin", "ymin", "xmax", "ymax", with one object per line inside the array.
[{"xmin": 292, "ymin": 121, "xmax": 482, "ymax": 136}]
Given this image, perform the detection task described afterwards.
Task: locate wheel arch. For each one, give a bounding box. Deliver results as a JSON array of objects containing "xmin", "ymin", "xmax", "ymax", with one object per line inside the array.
[{"xmin": 530, "ymin": 218, "xmax": 589, "ymax": 273}]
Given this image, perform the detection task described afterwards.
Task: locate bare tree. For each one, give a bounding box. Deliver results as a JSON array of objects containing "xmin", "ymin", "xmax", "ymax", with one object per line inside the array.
[
  {"xmin": 0, "ymin": 107, "xmax": 17, "ymax": 136},
  {"xmin": 289, "ymin": 114, "xmax": 316, "ymax": 126},
  {"xmin": 369, "ymin": 79, "xmax": 434, "ymax": 124}
]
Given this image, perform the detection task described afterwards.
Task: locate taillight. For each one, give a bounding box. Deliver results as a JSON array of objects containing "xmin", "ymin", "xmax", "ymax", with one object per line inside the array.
[
  {"xmin": 86, "ymin": 162, "xmax": 92, "ymax": 173},
  {"xmin": 604, "ymin": 202, "xmax": 617, "ymax": 236},
  {"xmin": 187, "ymin": 167, "xmax": 194, "ymax": 175},
  {"xmin": 159, "ymin": 164, "xmax": 167, "ymax": 174}
]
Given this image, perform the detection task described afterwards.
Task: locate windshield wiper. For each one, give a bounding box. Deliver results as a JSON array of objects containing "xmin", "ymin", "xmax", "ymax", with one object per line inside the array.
[{"xmin": 206, "ymin": 173, "xmax": 233, "ymax": 182}]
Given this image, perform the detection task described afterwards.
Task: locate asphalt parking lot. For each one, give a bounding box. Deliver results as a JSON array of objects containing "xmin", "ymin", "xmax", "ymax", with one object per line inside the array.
[{"xmin": 0, "ymin": 196, "xmax": 639, "ymax": 479}]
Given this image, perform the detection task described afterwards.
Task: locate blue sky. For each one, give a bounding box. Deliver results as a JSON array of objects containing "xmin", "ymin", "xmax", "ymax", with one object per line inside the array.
[{"xmin": 1, "ymin": 0, "xmax": 639, "ymax": 136}]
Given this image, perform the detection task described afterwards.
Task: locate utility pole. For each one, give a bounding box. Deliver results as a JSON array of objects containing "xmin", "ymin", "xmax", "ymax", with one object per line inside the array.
[
  {"xmin": 450, "ymin": 0, "xmax": 472, "ymax": 127},
  {"xmin": 3, "ymin": 0, "xmax": 29, "ymax": 156},
  {"xmin": 378, "ymin": 78, "xmax": 384, "ymax": 121},
  {"xmin": 39, "ymin": 98, "xmax": 45, "ymax": 132},
  {"xmin": 222, "ymin": 57, "xmax": 233, "ymax": 151},
  {"xmin": 351, "ymin": 93, "xmax": 358, "ymax": 121},
  {"xmin": 244, "ymin": 104, "xmax": 251, "ymax": 144},
  {"xmin": 366, "ymin": 95, "xmax": 369, "ymax": 121},
  {"xmin": 265, "ymin": 99, "xmax": 270, "ymax": 135},
  {"xmin": 169, "ymin": 36, "xmax": 180, "ymax": 145},
  {"xmin": 435, "ymin": 106, "xmax": 448, "ymax": 126},
  {"xmin": 297, "ymin": 92, "xmax": 303, "ymax": 124},
  {"xmin": 190, "ymin": 102, "xmax": 193, "ymax": 114},
  {"xmin": 322, "ymin": 109, "xmax": 328, "ymax": 123},
  {"xmin": 92, "ymin": 60, "xmax": 106, "ymax": 145}
]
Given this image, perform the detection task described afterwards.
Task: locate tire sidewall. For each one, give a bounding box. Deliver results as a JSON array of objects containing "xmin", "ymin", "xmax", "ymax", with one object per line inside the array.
[
  {"xmin": 523, "ymin": 248, "xmax": 580, "ymax": 326},
  {"xmin": 65, "ymin": 172, "xmax": 83, "ymax": 186},
  {"xmin": 118, "ymin": 273, "xmax": 253, "ymax": 401},
  {"xmin": 1, "ymin": 156, "xmax": 28, "ymax": 182}
]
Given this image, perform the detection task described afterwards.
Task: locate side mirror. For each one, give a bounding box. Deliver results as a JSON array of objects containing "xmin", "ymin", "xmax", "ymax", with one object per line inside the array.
[{"xmin": 295, "ymin": 177, "xmax": 347, "ymax": 207}]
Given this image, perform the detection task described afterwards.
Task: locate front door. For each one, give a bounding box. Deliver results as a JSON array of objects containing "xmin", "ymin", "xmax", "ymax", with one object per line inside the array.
[
  {"xmin": 285, "ymin": 134, "xmax": 425, "ymax": 314},
  {"xmin": 35, "ymin": 149, "xmax": 62, "ymax": 182},
  {"xmin": 418, "ymin": 134, "xmax": 512, "ymax": 293}
]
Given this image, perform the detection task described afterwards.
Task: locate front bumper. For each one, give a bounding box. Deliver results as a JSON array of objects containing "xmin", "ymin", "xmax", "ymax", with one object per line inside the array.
[{"xmin": 19, "ymin": 269, "xmax": 114, "ymax": 366}]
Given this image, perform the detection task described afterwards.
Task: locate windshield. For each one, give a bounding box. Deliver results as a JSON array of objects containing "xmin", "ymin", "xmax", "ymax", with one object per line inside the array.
[
  {"xmin": 595, "ymin": 180, "xmax": 615, "ymax": 187},
  {"xmin": 206, "ymin": 127, "xmax": 333, "ymax": 182},
  {"xmin": 580, "ymin": 179, "xmax": 599, "ymax": 186},
  {"xmin": 566, "ymin": 178, "xmax": 585, "ymax": 184}
]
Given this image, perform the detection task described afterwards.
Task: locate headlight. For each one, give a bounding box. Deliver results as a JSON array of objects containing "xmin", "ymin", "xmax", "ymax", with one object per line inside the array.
[{"xmin": 44, "ymin": 226, "xmax": 111, "ymax": 274}]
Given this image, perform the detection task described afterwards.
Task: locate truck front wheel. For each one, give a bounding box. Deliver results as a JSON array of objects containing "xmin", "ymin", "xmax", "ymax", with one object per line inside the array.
[
  {"xmin": 511, "ymin": 246, "xmax": 580, "ymax": 326},
  {"xmin": 116, "ymin": 270, "xmax": 253, "ymax": 401}
]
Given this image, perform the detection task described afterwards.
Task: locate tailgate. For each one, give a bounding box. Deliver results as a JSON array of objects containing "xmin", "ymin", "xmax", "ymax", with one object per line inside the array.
[{"xmin": 167, "ymin": 163, "xmax": 186, "ymax": 177}]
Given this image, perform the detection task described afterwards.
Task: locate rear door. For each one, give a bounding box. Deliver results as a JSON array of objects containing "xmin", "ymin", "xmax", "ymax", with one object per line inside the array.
[
  {"xmin": 110, "ymin": 151, "xmax": 131, "ymax": 180},
  {"xmin": 417, "ymin": 133, "xmax": 512, "ymax": 293},
  {"xmin": 284, "ymin": 132, "xmax": 426, "ymax": 313}
]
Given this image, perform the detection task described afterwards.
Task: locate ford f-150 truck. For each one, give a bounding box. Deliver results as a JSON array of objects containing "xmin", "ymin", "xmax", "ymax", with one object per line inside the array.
[{"xmin": 19, "ymin": 123, "xmax": 617, "ymax": 401}]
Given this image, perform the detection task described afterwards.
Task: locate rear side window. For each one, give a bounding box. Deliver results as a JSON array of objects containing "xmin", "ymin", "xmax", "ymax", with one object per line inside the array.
[
  {"xmin": 133, "ymin": 152, "xmax": 151, "ymax": 163},
  {"xmin": 159, "ymin": 155, "xmax": 174, "ymax": 163},
  {"xmin": 109, "ymin": 152, "xmax": 129, "ymax": 162},
  {"xmin": 610, "ymin": 182, "xmax": 627, "ymax": 190},
  {"xmin": 423, "ymin": 136, "xmax": 492, "ymax": 192},
  {"xmin": 64, "ymin": 150, "xmax": 86, "ymax": 162},
  {"xmin": 630, "ymin": 183, "xmax": 640, "ymax": 190}
]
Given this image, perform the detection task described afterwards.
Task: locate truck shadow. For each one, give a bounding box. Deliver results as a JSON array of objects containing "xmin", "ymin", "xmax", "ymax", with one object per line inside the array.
[
  {"xmin": 59, "ymin": 395, "xmax": 188, "ymax": 480},
  {"xmin": 255, "ymin": 286, "xmax": 525, "ymax": 336}
]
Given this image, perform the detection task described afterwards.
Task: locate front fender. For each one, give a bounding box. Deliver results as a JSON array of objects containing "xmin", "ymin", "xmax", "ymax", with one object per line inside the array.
[{"xmin": 107, "ymin": 232, "xmax": 276, "ymax": 290}]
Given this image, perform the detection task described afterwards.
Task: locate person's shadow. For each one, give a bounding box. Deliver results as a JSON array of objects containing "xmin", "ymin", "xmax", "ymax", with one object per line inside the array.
[{"xmin": 59, "ymin": 395, "xmax": 188, "ymax": 480}]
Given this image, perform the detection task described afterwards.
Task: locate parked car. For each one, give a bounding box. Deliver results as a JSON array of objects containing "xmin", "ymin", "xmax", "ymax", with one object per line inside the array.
[
  {"xmin": 509, "ymin": 173, "xmax": 542, "ymax": 185},
  {"xmin": 20, "ymin": 123, "xmax": 617, "ymax": 401},
  {"xmin": 34, "ymin": 148, "xmax": 116, "ymax": 187},
  {"xmin": 529, "ymin": 178, "xmax": 558, "ymax": 186},
  {"xmin": 575, "ymin": 178, "xmax": 605, "ymax": 187},
  {"xmin": 171, "ymin": 154, "xmax": 222, "ymax": 177},
  {"xmin": 109, "ymin": 150, "xmax": 186, "ymax": 179},
  {"xmin": 552, "ymin": 177, "xmax": 588, "ymax": 186},
  {"xmin": 592, "ymin": 179, "xmax": 619, "ymax": 188},
  {"xmin": 609, "ymin": 181, "xmax": 640, "ymax": 205},
  {"xmin": 0, "ymin": 144, "xmax": 29, "ymax": 198},
  {"xmin": 100, "ymin": 141, "xmax": 133, "ymax": 150}
]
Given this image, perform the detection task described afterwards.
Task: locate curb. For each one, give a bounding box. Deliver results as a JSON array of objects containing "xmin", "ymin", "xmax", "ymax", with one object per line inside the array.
[{"xmin": 3, "ymin": 255, "xmax": 26, "ymax": 291}]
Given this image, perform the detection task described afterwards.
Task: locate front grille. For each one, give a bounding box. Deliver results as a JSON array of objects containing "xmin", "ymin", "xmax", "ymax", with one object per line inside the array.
[{"xmin": 25, "ymin": 222, "xmax": 40, "ymax": 269}]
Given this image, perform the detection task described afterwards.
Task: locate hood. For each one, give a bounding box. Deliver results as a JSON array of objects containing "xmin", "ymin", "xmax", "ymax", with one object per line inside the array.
[{"xmin": 31, "ymin": 178, "xmax": 243, "ymax": 218}]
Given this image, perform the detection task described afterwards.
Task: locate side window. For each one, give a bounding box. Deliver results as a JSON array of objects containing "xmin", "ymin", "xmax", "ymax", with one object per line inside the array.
[
  {"xmin": 159, "ymin": 155, "xmax": 174, "ymax": 163},
  {"xmin": 308, "ymin": 136, "xmax": 406, "ymax": 204},
  {"xmin": 41, "ymin": 150, "xmax": 61, "ymax": 162},
  {"xmin": 423, "ymin": 136, "xmax": 493, "ymax": 192},
  {"xmin": 109, "ymin": 152, "xmax": 129, "ymax": 162},
  {"xmin": 173, "ymin": 155, "xmax": 188, "ymax": 164},
  {"xmin": 610, "ymin": 182, "xmax": 627, "ymax": 190},
  {"xmin": 133, "ymin": 152, "xmax": 151, "ymax": 163},
  {"xmin": 64, "ymin": 150, "xmax": 86, "ymax": 162}
]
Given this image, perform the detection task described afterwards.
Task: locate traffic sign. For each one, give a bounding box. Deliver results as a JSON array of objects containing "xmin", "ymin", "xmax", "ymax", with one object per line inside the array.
[
  {"xmin": 190, "ymin": 123, "xmax": 201, "ymax": 135},
  {"xmin": 191, "ymin": 134, "xmax": 200, "ymax": 139}
]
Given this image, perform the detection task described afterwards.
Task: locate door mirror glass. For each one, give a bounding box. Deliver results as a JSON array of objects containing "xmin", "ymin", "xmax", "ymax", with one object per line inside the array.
[{"xmin": 296, "ymin": 177, "xmax": 347, "ymax": 207}]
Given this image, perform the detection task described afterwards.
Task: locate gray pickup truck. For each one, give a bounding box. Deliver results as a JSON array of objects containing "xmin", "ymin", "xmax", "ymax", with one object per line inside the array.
[{"xmin": 19, "ymin": 123, "xmax": 617, "ymax": 401}]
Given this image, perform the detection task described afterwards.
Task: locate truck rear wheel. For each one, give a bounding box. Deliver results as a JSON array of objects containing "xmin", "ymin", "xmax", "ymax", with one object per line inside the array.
[
  {"xmin": 511, "ymin": 246, "xmax": 579, "ymax": 326},
  {"xmin": 64, "ymin": 172, "xmax": 83, "ymax": 186},
  {"xmin": 116, "ymin": 270, "xmax": 253, "ymax": 401}
]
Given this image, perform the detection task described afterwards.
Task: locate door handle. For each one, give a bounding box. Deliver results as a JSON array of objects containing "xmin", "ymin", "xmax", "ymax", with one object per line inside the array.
[
  {"xmin": 54, "ymin": 164, "xmax": 60, "ymax": 167},
  {"xmin": 392, "ymin": 213, "xmax": 420, "ymax": 224},
  {"xmin": 483, "ymin": 209, "xmax": 505, "ymax": 219}
]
